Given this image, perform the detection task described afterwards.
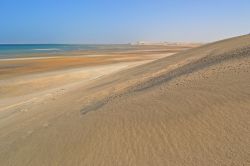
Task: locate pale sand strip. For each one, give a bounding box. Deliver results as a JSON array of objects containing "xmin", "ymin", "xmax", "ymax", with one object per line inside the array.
[
  {"xmin": 0, "ymin": 44, "xmax": 214, "ymax": 165},
  {"xmin": 0, "ymin": 61, "xmax": 149, "ymax": 111}
]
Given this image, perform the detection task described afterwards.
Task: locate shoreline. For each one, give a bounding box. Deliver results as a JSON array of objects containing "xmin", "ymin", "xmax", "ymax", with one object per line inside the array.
[
  {"xmin": 0, "ymin": 35, "xmax": 249, "ymax": 165},
  {"xmin": 0, "ymin": 43, "xmax": 198, "ymax": 59},
  {"xmin": 0, "ymin": 45, "xmax": 193, "ymax": 109}
]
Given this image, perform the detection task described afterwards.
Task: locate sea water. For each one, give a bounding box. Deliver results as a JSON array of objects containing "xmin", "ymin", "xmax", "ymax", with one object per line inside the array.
[{"xmin": 0, "ymin": 44, "xmax": 134, "ymax": 59}]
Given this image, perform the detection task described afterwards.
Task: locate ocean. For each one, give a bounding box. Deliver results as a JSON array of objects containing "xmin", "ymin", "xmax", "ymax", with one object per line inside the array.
[{"xmin": 0, "ymin": 44, "xmax": 134, "ymax": 59}]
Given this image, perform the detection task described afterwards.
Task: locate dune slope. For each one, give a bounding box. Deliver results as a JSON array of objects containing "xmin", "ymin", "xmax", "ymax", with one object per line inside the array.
[
  {"xmin": 0, "ymin": 35, "xmax": 250, "ymax": 165},
  {"xmin": 78, "ymin": 35, "xmax": 250, "ymax": 166}
]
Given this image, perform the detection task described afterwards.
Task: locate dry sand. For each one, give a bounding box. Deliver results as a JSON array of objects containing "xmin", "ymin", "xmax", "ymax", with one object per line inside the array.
[{"xmin": 0, "ymin": 37, "xmax": 250, "ymax": 165}]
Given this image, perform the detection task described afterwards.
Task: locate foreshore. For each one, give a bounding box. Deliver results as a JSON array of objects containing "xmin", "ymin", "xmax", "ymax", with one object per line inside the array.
[
  {"xmin": 2, "ymin": 36, "xmax": 249, "ymax": 166},
  {"xmin": 0, "ymin": 45, "xmax": 191, "ymax": 110}
]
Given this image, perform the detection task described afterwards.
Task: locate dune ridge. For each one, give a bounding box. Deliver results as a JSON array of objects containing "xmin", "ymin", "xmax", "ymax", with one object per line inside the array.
[
  {"xmin": 77, "ymin": 35, "xmax": 250, "ymax": 165},
  {"xmin": 81, "ymin": 35, "xmax": 250, "ymax": 114},
  {"xmin": 0, "ymin": 35, "xmax": 250, "ymax": 165}
]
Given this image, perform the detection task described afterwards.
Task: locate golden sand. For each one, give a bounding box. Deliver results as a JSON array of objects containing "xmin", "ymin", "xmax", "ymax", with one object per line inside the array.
[{"xmin": 0, "ymin": 37, "xmax": 250, "ymax": 165}]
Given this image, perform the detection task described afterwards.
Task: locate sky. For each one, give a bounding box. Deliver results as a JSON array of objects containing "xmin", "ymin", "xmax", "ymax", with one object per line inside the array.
[{"xmin": 0, "ymin": 0, "xmax": 250, "ymax": 44}]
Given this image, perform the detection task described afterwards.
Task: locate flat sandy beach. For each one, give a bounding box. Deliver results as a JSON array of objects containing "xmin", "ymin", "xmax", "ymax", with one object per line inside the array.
[{"xmin": 0, "ymin": 36, "xmax": 250, "ymax": 165}]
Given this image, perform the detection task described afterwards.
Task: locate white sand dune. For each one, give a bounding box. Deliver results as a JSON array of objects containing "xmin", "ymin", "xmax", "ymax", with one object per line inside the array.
[{"xmin": 0, "ymin": 36, "xmax": 250, "ymax": 165}]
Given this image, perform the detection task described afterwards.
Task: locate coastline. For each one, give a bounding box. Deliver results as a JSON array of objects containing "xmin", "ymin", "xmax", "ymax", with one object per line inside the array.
[
  {"xmin": 0, "ymin": 35, "xmax": 250, "ymax": 165},
  {"xmin": 0, "ymin": 44, "xmax": 192, "ymax": 109}
]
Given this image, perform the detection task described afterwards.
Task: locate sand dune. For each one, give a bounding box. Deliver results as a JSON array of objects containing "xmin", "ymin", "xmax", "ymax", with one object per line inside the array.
[{"xmin": 0, "ymin": 36, "xmax": 250, "ymax": 165}]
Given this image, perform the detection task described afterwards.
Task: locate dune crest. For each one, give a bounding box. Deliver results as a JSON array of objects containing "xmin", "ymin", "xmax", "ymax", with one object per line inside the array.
[{"xmin": 0, "ymin": 35, "xmax": 250, "ymax": 165}]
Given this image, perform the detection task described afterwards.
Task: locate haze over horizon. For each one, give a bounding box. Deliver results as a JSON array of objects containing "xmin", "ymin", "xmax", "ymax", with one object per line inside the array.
[
  {"xmin": 1, "ymin": 0, "xmax": 250, "ymax": 165},
  {"xmin": 1, "ymin": 0, "xmax": 250, "ymax": 44}
]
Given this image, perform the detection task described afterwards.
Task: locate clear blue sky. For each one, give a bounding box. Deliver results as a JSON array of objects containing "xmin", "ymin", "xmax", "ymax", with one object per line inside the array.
[{"xmin": 1, "ymin": 0, "xmax": 250, "ymax": 44}]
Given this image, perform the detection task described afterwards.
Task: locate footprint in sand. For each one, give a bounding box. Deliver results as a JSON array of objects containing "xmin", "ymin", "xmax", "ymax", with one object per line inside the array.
[
  {"xmin": 27, "ymin": 130, "xmax": 33, "ymax": 135},
  {"xmin": 21, "ymin": 130, "xmax": 34, "ymax": 139},
  {"xmin": 20, "ymin": 109, "xmax": 28, "ymax": 113},
  {"xmin": 42, "ymin": 122, "xmax": 49, "ymax": 128}
]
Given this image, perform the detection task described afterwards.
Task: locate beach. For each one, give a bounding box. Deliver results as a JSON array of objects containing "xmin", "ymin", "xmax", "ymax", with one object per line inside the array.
[
  {"xmin": 0, "ymin": 45, "xmax": 192, "ymax": 107},
  {"xmin": 0, "ymin": 36, "xmax": 250, "ymax": 165}
]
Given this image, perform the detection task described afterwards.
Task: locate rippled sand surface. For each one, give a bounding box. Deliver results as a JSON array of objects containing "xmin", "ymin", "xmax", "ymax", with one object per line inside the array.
[{"xmin": 0, "ymin": 37, "xmax": 250, "ymax": 165}]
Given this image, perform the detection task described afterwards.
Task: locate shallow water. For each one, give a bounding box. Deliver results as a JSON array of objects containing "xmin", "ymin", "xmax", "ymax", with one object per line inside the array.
[{"xmin": 0, "ymin": 44, "xmax": 133, "ymax": 59}]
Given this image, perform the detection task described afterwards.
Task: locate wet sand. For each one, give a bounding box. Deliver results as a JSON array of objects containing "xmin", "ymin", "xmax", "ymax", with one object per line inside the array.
[
  {"xmin": 0, "ymin": 45, "xmax": 190, "ymax": 102},
  {"xmin": 0, "ymin": 37, "xmax": 250, "ymax": 166}
]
